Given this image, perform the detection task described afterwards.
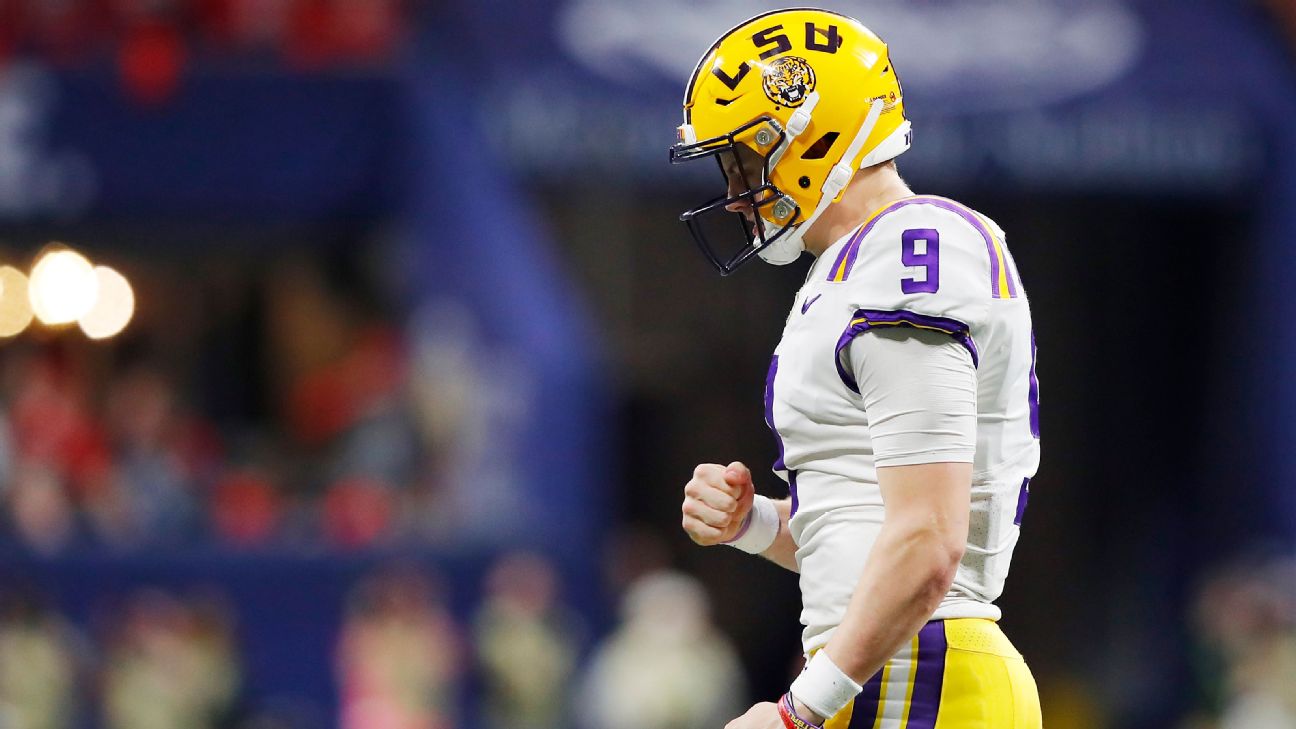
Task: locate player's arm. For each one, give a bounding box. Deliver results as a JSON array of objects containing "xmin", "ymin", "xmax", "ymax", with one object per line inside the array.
[
  {"xmin": 789, "ymin": 327, "xmax": 975, "ymax": 724},
  {"xmin": 792, "ymin": 464, "xmax": 969, "ymax": 722},
  {"xmin": 681, "ymin": 463, "xmax": 799, "ymax": 573}
]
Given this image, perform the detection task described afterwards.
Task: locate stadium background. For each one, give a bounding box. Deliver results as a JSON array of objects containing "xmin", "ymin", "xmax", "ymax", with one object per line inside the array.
[{"xmin": 0, "ymin": 1, "xmax": 1293, "ymax": 728}]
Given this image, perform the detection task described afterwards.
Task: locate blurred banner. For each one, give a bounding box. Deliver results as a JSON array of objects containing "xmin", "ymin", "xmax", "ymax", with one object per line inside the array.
[
  {"xmin": 0, "ymin": 1, "xmax": 1279, "ymax": 213},
  {"xmin": 0, "ymin": 66, "xmax": 403, "ymax": 220},
  {"xmin": 452, "ymin": 0, "xmax": 1271, "ymax": 194}
]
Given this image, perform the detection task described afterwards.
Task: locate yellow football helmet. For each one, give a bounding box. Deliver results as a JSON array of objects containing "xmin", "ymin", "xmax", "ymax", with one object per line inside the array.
[{"xmin": 670, "ymin": 8, "xmax": 910, "ymax": 275}]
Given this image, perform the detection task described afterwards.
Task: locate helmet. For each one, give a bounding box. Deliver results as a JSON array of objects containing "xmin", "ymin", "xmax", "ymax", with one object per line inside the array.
[{"xmin": 670, "ymin": 8, "xmax": 910, "ymax": 275}]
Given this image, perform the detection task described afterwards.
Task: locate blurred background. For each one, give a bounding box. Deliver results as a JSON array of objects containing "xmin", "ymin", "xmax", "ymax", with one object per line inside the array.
[{"xmin": 0, "ymin": 0, "xmax": 1293, "ymax": 728}]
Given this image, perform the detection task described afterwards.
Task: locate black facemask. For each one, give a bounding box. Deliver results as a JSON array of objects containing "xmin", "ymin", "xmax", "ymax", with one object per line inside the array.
[{"xmin": 670, "ymin": 117, "xmax": 802, "ymax": 276}]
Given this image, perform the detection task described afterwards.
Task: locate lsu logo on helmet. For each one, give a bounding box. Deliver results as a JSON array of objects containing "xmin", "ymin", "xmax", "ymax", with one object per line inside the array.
[
  {"xmin": 669, "ymin": 8, "xmax": 911, "ymax": 275},
  {"xmin": 763, "ymin": 56, "xmax": 816, "ymax": 108}
]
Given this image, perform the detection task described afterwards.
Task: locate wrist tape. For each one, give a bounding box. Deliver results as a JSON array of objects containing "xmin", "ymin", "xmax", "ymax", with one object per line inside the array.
[
  {"xmin": 722, "ymin": 494, "xmax": 779, "ymax": 554},
  {"xmin": 789, "ymin": 650, "xmax": 862, "ymax": 722}
]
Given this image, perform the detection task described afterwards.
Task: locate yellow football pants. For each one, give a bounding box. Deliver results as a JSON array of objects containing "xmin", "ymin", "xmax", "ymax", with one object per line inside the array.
[{"xmin": 822, "ymin": 619, "xmax": 1042, "ymax": 729}]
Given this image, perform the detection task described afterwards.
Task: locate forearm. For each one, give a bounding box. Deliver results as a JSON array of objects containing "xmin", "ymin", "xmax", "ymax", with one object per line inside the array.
[
  {"xmin": 820, "ymin": 514, "xmax": 961, "ymax": 684},
  {"xmin": 758, "ymin": 497, "xmax": 799, "ymax": 572}
]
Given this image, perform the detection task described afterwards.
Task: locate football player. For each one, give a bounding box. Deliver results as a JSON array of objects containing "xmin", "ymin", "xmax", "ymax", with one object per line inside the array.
[{"xmin": 671, "ymin": 9, "xmax": 1042, "ymax": 729}]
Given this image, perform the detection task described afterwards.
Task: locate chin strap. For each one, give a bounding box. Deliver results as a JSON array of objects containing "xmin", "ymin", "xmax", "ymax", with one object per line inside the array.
[
  {"xmin": 818, "ymin": 97, "xmax": 885, "ymax": 205},
  {"xmin": 759, "ymin": 97, "xmax": 885, "ymax": 262},
  {"xmin": 767, "ymin": 92, "xmax": 819, "ymax": 169}
]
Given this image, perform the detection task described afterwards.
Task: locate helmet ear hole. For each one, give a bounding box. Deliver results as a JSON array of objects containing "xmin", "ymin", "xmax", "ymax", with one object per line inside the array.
[{"xmin": 800, "ymin": 131, "xmax": 840, "ymax": 160}]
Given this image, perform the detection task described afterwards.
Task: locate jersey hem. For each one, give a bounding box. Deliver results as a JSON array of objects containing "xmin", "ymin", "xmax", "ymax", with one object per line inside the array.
[{"xmin": 801, "ymin": 601, "xmax": 1002, "ymax": 654}]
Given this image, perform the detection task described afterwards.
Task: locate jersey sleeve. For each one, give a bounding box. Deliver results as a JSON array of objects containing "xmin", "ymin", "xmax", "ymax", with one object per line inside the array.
[
  {"xmin": 850, "ymin": 327, "xmax": 977, "ymax": 466},
  {"xmin": 829, "ymin": 201, "xmax": 1001, "ymax": 393}
]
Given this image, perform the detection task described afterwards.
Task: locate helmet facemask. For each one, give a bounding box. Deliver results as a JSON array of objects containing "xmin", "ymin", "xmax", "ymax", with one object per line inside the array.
[{"xmin": 670, "ymin": 117, "xmax": 804, "ymax": 276}]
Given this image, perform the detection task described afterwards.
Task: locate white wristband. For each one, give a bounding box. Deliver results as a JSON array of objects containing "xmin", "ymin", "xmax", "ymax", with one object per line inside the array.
[
  {"xmin": 789, "ymin": 650, "xmax": 862, "ymax": 722},
  {"xmin": 722, "ymin": 494, "xmax": 780, "ymax": 554}
]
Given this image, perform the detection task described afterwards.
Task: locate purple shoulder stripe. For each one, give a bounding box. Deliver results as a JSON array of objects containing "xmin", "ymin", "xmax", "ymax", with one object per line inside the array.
[
  {"xmin": 825, "ymin": 196, "xmax": 1015, "ymax": 299},
  {"xmin": 917, "ymin": 197, "xmax": 1012, "ymax": 298},
  {"xmin": 834, "ymin": 309, "xmax": 979, "ymax": 394},
  {"xmin": 826, "ymin": 198, "xmax": 916, "ymax": 283}
]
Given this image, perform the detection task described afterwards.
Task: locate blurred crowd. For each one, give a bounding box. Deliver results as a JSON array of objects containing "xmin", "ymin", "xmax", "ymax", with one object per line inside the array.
[
  {"xmin": 1184, "ymin": 554, "xmax": 1296, "ymax": 729},
  {"xmin": 0, "ymin": 552, "xmax": 750, "ymax": 729},
  {"xmin": 0, "ymin": 0, "xmax": 406, "ymax": 103},
  {"xmin": 0, "ymin": 250, "xmax": 527, "ymax": 554},
  {"xmin": 2, "ymin": 542, "xmax": 1294, "ymax": 729},
  {"xmin": 0, "ymin": 586, "xmax": 240, "ymax": 729}
]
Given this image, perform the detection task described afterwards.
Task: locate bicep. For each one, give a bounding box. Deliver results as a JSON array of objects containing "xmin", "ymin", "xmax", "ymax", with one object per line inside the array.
[{"xmin": 853, "ymin": 328, "xmax": 976, "ymax": 534}]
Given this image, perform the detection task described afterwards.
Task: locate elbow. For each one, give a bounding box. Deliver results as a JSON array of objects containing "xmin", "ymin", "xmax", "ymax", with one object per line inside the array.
[
  {"xmin": 917, "ymin": 535, "xmax": 964, "ymax": 605},
  {"xmin": 935, "ymin": 538, "xmax": 964, "ymax": 585}
]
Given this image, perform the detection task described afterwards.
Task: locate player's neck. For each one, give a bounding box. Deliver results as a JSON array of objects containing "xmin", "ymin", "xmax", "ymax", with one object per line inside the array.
[{"xmin": 802, "ymin": 165, "xmax": 914, "ymax": 257}]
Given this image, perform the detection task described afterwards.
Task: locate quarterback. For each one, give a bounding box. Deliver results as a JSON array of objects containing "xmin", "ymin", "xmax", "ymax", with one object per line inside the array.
[{"xmin": 671, "ymin": 8, "xmax": 1042, "ymax": 729}]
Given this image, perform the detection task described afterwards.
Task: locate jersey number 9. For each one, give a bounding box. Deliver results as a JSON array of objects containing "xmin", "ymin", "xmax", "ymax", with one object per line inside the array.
[{"xmin": 901, "ymin": 228, "xmax": 940, "ymax": 294}]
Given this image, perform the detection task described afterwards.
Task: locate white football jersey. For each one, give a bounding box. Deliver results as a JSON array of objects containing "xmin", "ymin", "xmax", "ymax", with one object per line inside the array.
[{"xmin": 765, "ymin": 195, "xmax": 1040, "ymax": 653}]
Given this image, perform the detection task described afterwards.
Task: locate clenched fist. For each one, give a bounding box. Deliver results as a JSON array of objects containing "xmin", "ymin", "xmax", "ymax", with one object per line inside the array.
[{"xmin": 681, "ymin": 461, "xmax": 755, "ymax": 545}]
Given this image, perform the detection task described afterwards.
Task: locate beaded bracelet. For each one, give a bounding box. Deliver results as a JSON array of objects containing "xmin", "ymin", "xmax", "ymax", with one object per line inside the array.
[{"xmin": 777, "ymin": 692, "xmax": 824, "ymax": 729}]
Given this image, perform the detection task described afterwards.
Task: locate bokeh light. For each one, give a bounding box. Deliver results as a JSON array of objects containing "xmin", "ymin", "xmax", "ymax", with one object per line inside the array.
[
  {"xmin": 0, "ymin": 266, "xmax": 35, "ymax": 337},
  {"xmin": 78, "ymin": 265, "xmax": 135, "ymax": 340},
  {"xmin": 28, "ymin": 248, "xmax": 99, "ymax": 326}
]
